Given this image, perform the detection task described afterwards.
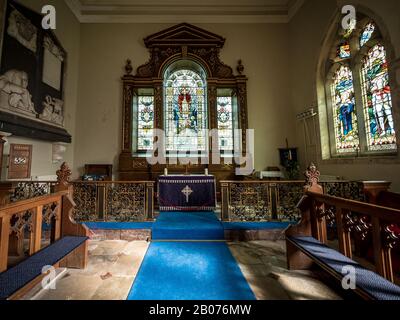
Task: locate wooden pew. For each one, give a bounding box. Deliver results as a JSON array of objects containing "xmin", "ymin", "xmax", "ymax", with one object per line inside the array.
[
  {"xmin": 285, "ymin": 163, "xmax": 400, "ymax": 300},
  {"xmin": 0, "ymin": 163, "xmax": 89, "ymax": 300}
]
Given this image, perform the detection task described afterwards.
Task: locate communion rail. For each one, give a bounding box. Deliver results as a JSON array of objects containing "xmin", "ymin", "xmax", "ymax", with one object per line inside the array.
[
  {"xmin": 71, "ymin": 181, "xmax": 154, "ymax": 222},
  {"xmin": 1, "ymin": 180, "xmax": 155, "ymax": 222},
  {"xmin": 220, "ymin": 180, "xmax": 367, "ymax": 222}
]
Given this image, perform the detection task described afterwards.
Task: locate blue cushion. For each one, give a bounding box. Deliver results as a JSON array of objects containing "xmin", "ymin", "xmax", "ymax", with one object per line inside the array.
[
  {"xmin": 0, "ymin": 236, "xmax": 88, "ymax": 300},
  {"xmin": 288, "ymin": 236, "xmax": 400, "ymax": 300}
]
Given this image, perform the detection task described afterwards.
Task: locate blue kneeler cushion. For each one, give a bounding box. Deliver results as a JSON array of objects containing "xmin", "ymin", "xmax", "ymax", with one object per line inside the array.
[
  {"xmin": 127, "ymin": 241, "xmax": 256, "ymax": 300},
  {"xmin": 0, "ymin": 236, "xmax": 88, "ymax": 300},
  {"xmin": 288, "ymin": 236, "xmax": 400, "ymax": 300}
]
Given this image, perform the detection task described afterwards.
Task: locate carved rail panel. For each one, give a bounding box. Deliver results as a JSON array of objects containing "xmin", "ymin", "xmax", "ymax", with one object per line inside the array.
[
  {"xmin": 105, "ymin": 183, "xmax": 146, "ymax": 222},
  {"xmin": 71, "ymin": 183, "xmax": 97, "ymax": 222},
  {"xmin": 71, "ymin": 181, "xmax": 154, "ymax": 222},
  {"xmin": 0, "ymin": 192, "xmax": 65, "ymax": 272},
  {"xmin": 221, "ymin": 180, "xmax": 367, "ymax": 222},
  {"xmin": 10, "ymin": 182, "xmax": 56, "ymax": 202},
  {"xmin": 306, "ymin": 191, "xmax": 400, "ymax": 282},
  {"xmin": 228, "ymin": 182, "xmax": 271, "ymax": 221}
]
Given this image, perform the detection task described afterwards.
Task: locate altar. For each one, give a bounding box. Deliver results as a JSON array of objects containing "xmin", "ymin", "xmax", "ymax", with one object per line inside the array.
[{"xmin": 158, "ymin": 175, "xmax": 216, "ymax": 212}]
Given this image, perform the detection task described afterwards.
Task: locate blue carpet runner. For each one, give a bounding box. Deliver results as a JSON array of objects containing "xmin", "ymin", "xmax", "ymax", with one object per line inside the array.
[
  {"xmin": 127, "ymin": 211, "xmax": 256, "ymax": 300},
  {"xmin": 127, "ymin": 242, "xmax": 256, "ymax": 300},
  {"xmin": 152, "ymin": 212, "xmax": 225, "ymax": 240}
]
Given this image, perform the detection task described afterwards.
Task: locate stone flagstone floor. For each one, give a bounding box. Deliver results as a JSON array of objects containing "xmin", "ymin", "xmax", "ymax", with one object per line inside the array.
[{"xmin": 25, "ymin": 240, "xmax": 342, "ymax": 300}]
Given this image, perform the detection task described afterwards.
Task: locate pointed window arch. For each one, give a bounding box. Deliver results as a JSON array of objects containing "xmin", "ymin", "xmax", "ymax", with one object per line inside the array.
[{"xmin": 321, "ymin": 14, "xmax": 397, "ymax": 158}]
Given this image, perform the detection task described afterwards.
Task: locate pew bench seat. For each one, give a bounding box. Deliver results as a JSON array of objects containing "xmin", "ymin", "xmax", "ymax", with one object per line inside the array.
[
  {"xmin": 0, "ymin": 236, "xmax": 88, "ymax": 300},
  {"xmin": 286, "ymin": 235, "xmax": 400, "ymax": 300}
]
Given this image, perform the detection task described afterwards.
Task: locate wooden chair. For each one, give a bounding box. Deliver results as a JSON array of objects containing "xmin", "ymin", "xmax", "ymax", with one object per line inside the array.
[
  {"xmin": 0, "ymin": 163, "xmax": 89, "ymax": 300},
  {"xmin": 285, "ymin": 163, "xmax": 400, "ymax": 300}
]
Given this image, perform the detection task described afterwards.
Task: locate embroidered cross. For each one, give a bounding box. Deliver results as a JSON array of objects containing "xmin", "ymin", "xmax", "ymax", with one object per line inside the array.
[{"xmin": 181, "ymin": 185, "xmax": 193, "ymax": 203}]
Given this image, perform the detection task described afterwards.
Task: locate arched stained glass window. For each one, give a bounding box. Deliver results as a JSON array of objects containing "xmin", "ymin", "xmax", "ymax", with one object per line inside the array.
[
  {"xmin": 331, "ymin": 65, "xmax": 360, "ymax": 152},
  {"xmin": 164, "ymin": 67, "xmax": 207, "ymax": 153},
  {"xmin": 361, "ymin": 44, "xmax": 396, "ymax": 150},
  {"xmin": 322, "ymin": 15, "xmax": 397, "ymax": 159},
  {"xmin": 360, "ymin": 23, "xmax": 375, "ymax": 47}
]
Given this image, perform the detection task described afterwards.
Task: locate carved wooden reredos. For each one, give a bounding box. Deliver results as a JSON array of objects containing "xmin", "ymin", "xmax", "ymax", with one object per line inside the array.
[{"xmin": 119, "ymin": 23, "xmax": 249, "ymax": 181}]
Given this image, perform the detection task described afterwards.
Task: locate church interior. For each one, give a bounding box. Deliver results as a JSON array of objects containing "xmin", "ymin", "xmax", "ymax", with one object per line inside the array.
[{"xmin": 0, "ymin": 0, "xmax": 400, "ymax": 303}]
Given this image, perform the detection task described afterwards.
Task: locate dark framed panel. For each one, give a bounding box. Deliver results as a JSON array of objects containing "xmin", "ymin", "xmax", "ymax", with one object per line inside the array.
[
  {"xmin": 8, "ymin": 143, "xmax": 32, "ymax": 179},
  {"xmin": 84, "ymin": 164, "xmax": 113, "ymax": 181},
  {"xmin": 0, "ymin": 0, "xmax": 71, "ymax": 143}
]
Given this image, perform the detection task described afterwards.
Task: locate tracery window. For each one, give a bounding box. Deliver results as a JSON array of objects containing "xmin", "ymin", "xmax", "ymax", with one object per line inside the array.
[{"xmin": 325, "ymin": 16, "xmax": 397, "ymax": 157}]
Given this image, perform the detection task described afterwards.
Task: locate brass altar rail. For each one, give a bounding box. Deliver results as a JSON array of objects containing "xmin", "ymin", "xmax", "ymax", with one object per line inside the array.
[
  {"xmin": 220, "ymin": 180, "xmax": 367, "ymax": 222},
  {"xmin": 0, "ymin": 191, "xmax": 67, "ymax": 272},
  {"xmin": 71, "ymin": 181, "xmax": 155, "ymax": 222},
  {"xmin": 295, "ymin": 191, "xmax": 400, "ymax": 282}
]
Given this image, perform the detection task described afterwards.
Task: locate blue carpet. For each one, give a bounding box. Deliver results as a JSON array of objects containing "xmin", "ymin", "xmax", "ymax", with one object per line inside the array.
[
  {"xmin": 152, "ymin": 212, "xmax": 224, "ymax": 240},
  {"xmin": 83, "ymin": 222, "xmax": 153, "ymax": 230},
  {"xmin": 223, "ymin": 222, "xmax": 292, "ymax": 230},
  {"xmin": 127, "ymin": 241, "xmax": 256, "ymax": 300}
]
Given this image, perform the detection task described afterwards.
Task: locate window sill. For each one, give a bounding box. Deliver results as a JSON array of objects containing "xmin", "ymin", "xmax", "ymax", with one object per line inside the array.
[{"xmin": 321, "ymin": 151, "xmax": 400, "ymax": 165}]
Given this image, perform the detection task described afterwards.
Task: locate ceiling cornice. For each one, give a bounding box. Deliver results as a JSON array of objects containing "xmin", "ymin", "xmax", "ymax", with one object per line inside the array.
[{"xmin": 64, "ymin": 0, "xmax": 305, "ymax": 24}]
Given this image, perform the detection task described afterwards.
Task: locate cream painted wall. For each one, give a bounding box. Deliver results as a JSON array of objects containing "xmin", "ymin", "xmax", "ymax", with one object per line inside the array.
[
  {"xmin": 1, "ymin": 0, "xmax": 80, "ymax": 179},
  {"xmin": 289, "ymin": 0, "xmax": 400, "ymax": 191},
  {"xmin": 73, "ymin": 23, "xmax": 293, "ymax": 177}
]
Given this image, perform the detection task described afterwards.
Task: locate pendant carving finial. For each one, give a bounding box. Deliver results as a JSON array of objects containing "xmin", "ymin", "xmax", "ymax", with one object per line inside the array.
[
  {"xmin": 237, "ymin": 59, "xmax": 244, "ymax": 75},
  {"xmin": 57, "ymin": 162, "xmax": 71, "ymax": 185},
  {"xmin": 305, "ymin": 162, "xmax": 320, "ymax": 188},
  {"xmin": 125, "ymin": 59, "xmax": 133, "ymax": 76}
]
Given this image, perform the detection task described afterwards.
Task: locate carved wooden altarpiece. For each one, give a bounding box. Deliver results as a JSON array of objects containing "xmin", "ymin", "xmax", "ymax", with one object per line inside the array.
[{"xmin": 119, "ymin": 23, "xmax": 249, "ymax": 183}]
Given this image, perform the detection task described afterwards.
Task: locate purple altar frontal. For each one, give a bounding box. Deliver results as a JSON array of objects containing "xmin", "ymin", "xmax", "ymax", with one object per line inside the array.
[{"xmin": 158, "ymin": 175, "xmax": 216, "ymax": 211}]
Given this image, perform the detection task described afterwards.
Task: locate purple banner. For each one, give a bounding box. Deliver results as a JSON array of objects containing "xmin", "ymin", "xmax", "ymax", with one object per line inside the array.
[{"xmin": 158, "ymin": 175, "xmax": 216, "ymax": 211}]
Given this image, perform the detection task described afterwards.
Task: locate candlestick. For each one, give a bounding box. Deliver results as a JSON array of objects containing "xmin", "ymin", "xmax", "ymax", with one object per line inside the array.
[
  {"xmin": 205, "ymin": 168, "xmax": 209, "ymax": 176},
  {"xmin": 164, "ymin": 168, "xmax": 168, "ymax": 176}
]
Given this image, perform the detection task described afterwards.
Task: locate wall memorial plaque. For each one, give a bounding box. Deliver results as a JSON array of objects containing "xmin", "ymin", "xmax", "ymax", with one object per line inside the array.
[{"xmin": 0, "ymin": 0, "xmax": 71, "ymax": 143}]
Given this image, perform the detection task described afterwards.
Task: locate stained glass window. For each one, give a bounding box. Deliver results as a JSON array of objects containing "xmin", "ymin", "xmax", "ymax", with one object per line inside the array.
[
  {"xmin": 217, "ymin": 96, "xmax": 234, "ymax": 152},
  {"xmin": 164, "ymin": 69, "xmax": 207, "ymax": 153},
  {"xmin": 337, "ymin": 41, "xmax": 351, "ymax": 59},
  {"xmin": 137, "ymin": 94, "xmax": 154, "ymax": 151},
  {"xmin": 331, "ymin": 65, "xmax": 360, "ymax": 153},
  {"xmin": 360, "ymin": 23, "xmax": 375, "ymax": 47},
  {"xmin": 361, "ymin": 44, "xmax": 397, "ymax": 151}
]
